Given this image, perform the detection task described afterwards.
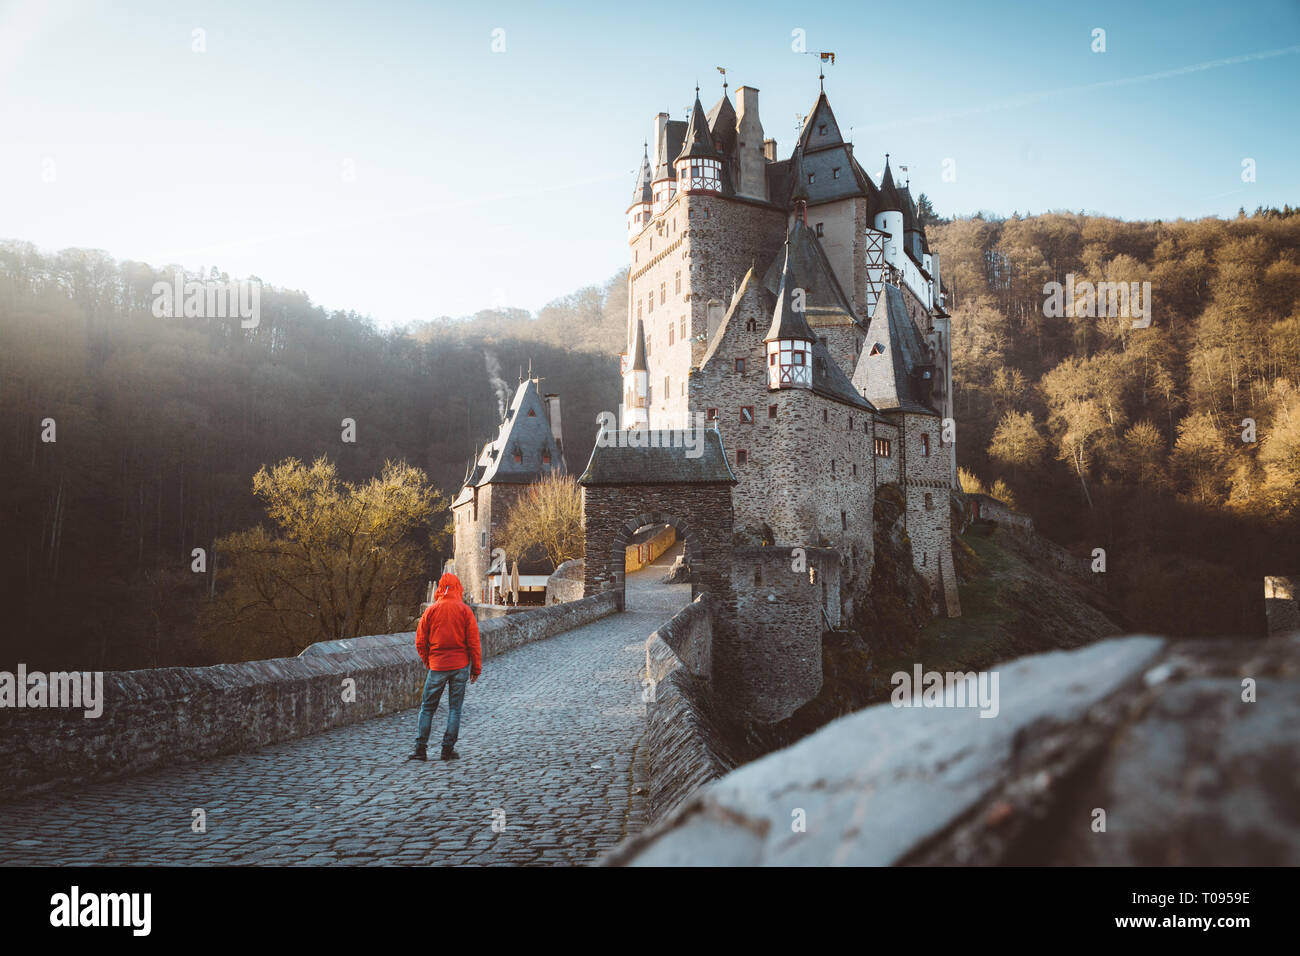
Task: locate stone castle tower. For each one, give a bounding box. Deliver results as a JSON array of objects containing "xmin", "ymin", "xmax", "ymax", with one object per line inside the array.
[{"xmin": 583, "ymin": 81, "xmax": 961, "ymax": 722}]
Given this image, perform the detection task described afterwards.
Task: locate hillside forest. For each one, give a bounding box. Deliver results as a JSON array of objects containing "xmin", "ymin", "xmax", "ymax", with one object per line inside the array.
[{"xmin": 2, "ymin": 205, "xmax": 1297, "ymax": 668}]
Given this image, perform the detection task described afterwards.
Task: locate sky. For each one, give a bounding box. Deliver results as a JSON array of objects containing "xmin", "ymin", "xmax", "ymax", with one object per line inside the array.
[{"xmin": 1, "ymin": 0, "xmax": 1298, "ymax": 326}]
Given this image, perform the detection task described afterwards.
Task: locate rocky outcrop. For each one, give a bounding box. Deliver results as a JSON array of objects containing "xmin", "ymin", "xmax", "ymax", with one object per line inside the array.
[{"xmin": 609, "ymin": 634, "xmax": 1300, "ymax": 866}]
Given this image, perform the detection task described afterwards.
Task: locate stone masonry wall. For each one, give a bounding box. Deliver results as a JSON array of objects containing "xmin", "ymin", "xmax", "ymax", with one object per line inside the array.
[
  {"xmin": 636, "ymin": 595, "xmax": 736, "ymax": 823},
  {"xmin": 582, "ymin": 482, "xmax": 734, "ymax": 613},
  {"xmin": 896, "ymin": 410, "xmax": 956, "ymax": 615},
  {"xmin": 1265, "ymin": 575, "xmax": 1300, "ymax": 637},
  {"xmin": 728, "ymin": 546, "xmax": 840, "ymax": 723},
  {"xmin": 0, "ymin": 591, "xmax": 619, "ymax": 801},
  {"xmin": 690, "ymin": 309, "xmax": 875, "ymax": 574},
  {"xmin": 545, "ymin": 558, "xmax": 585, "ymax": 604}
]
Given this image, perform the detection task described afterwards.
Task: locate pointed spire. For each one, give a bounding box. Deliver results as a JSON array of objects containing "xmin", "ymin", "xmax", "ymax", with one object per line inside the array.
[
  {"xmin": 678, "ymin": 93, "xmax": 720, "ymax": 160},
  {"xmin": 877, "ymin": 154, "xmax": 903, "ymax": 213},
  {"xmin": 631, "ymin": 142, "xmax": 652, "ymax": 206},
  {"xmin": 789, "ymin": 143, "xmax": 810, "ymax": 211},
  {"xmin": 765, "ymin": 236, "xmax": 816, "ymax": 344},
  {"xmin": 630, "ymin": 319, "xmax": 648, "ymax": 372}
]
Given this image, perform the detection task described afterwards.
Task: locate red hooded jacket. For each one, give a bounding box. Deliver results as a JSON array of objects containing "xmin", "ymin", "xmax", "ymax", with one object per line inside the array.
[{"xmin": 415, "ymin": 573, "xmax": 482, "ymax": 675}]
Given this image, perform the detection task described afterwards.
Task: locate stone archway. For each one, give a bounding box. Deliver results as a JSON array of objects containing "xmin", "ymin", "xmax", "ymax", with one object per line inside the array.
[
  {"xmin": 611, "ymin": 513, "xmax": 700, "ymax": 607},
  {"xmin": 580, "ymin": 488, "xmax": 734, "ymax": 617}
]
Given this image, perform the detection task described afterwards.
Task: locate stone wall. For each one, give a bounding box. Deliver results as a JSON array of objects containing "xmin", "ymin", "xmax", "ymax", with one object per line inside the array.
[
  {"xmin": 632, "ymin": 595, "xmax": 737, "ymax": 826},
  {"xmin": 689, "ymin": 294, "xmax": 876, "ymax": 572},
  {"xmin": 896, "ymin": 410, "xmax": 955, "ymax": 615},
  {"xmin": 727, "ymin": 546, "xmax": 840, "ymax": 723},
  {"xmin": 608, "ymin": 635, "xmax": 1300, "ymax": 866},
  {"xmin": 0, "ymin": 591, "xmax": 619, "ymax": 801},
  {"xmin": 581, "ymin": 483, "xmax": 735, "ymax": 626},
  {"xmin": 546, "ymin": 558, "xmax": 585, "ymax": 604},
  {"xmin": 966, "ymin": 492, "xmax": 1034, "ymax": 533},
  {"xmin": 625, "ymin": 524, "xmax": 677, "ymax": 573},
  {"xmin": 1265, "ymin": 575, "xmax": 1300, "ymax": 637}
]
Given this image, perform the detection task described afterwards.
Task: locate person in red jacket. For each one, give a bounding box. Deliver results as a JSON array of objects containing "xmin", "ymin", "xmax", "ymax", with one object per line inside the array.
[{"xmin": 409, "ymin": 573, "xmax": 482, "ymax": 761}]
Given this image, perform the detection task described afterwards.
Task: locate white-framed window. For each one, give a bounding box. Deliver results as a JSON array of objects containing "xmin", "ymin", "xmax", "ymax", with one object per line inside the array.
[{"xmin": 676, "ymin": 157, "xmax": 721, "ymax": 192}]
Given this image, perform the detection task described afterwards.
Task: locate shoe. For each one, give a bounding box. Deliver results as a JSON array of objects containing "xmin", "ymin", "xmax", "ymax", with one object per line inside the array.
[
  {"xmin": 408, "ymin": 744, "xmax": 427, "ymax": 761},
  {"xmin": 440, "ymin": 746, "xmax": 459, "ymax": 761}
]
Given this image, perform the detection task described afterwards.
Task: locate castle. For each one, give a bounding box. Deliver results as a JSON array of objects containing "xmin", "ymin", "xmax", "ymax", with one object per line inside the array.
[
  {"xmin": 580, "ymin": 80, "xmax": 961, "ymax": 723},
  {"xmin": 452, "ymin": 79, "xmax": 961, "ymax": 724}
]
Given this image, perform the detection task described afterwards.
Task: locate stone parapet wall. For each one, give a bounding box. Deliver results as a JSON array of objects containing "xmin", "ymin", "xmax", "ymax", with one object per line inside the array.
[
  {"xmin": 0, "ymin": 591, "xmax": 618, "ymax": 802},
  {"xmin": 546, "ymin": 558, "xmax": 585, "ymax": 604},
  {"xmin": 625, "ymin": 595, "xmax": 736, "ymax": 830}
]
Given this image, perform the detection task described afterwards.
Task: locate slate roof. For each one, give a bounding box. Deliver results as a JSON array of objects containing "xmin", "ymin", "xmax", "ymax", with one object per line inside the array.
[
  {"xmin": 877, "ymin": 157, "xmax": 903, "ymax": 213},
  {"xmin": 678, "ymin": 96, "xmax": 720, "ymax": 161},
  {"xmin": 630, "ymin": 145, "xmax": 652, "ymax": 206},
  {"xmin": 706, "ymin": 93, "xmax": 737, "ymax": 158},
  {"xmin": 761, "ymin": 217, "xmax": 858, "ymax": 327},
  {"xmin": 898, "ymin": 182, "xmax": 919, "ymax": 234},
  {"xmin": 798, "ymin": 92, "xmax": 844, "ymax": 154},
  {"xmin": 700, "ymin": 266, "xmax": 763, "ymax": 369},
  {"xmin": 766, "ymin": 157, "xmax": 794, "ymax": 206},
  {"xmin": 578, "ymin": 428, "xmax": 738, "ymax": 486},
  {"xmin": 764, "ymin": 238, "xmax": 817, "ymax": 343},
  {"xmin": 789, "ymin": 144, "xmax": 810, "ymax": 203},
  {"xmin": 630, "ymin": 319, "xmax": 647, "ymax": 372},
  {"xmin": 652, "ymin": 120, "xmax": 687, "ymax": 182},
  {"xmin": 852, "ymin": 284, "xmax": 938, "ymax": 415},
  {"xmin": 459, "ymin": 379, "xmax": 568, "ymax": 490}
]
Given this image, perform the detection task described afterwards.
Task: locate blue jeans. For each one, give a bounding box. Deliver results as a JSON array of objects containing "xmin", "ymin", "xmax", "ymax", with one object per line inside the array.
[{"xmin": 415, "ymin": 665, "xmax": 470, "ymax": 749}]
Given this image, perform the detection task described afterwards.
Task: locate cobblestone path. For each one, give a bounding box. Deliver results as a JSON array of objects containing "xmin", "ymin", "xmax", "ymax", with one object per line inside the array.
[{"xmin": 0, "ymin": 549, "xmax": 690, "ymax": 866}]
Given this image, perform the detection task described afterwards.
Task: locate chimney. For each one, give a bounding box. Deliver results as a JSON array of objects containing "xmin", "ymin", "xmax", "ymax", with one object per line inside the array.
[
  {"xmin": 652, "ymin": 112, "xmax": 670, "ymax": 170},
  {"xmin": 762, "ymin": 138, "xmax": 778, "ymax": 162},
  {"xmin": 735, "ymin": 86, "xmax": 768, "ymax": 202},
  {"xmin": 544, "ymin": 393, "xmax": 564, "ymax": 457}
]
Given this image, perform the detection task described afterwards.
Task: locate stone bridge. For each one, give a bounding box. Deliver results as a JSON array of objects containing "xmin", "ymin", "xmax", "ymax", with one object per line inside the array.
[{"xmin": 0, "ymin": 550, "xmax": 691, "ymax": 867}]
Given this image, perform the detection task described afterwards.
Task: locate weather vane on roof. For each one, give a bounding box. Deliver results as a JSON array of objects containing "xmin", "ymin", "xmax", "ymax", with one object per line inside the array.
[
  {"xmin": 800, "ymin": 51, "xmax": 836, "ymax": 91},
  {"xmin": 717, "ymin": 66, "xmax": 727, "ymax": 94}
]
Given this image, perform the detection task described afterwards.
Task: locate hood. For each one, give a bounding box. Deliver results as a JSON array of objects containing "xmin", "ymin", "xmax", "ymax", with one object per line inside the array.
[{"xmin": 434, "ymin": 573, "xmax": 464, "ymax": 603}]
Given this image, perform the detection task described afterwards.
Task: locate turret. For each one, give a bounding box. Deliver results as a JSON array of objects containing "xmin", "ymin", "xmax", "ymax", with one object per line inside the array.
[
  {"xmin": 764, "ymin": 238, "xmax": 816, "ymax": 390},
  {"xmin": 627, "ymin": 143, "xmax": 653, "ymax": 239},
  {"xmin": 623, "ymin": 319, "xmax": 649, "ymax": 428},
  {"xmin": 675, "ymin": 93, "xmax": 722, "ymax": 194},
  {"xmin": 874, "ymin": 155, "xmax": 905, "ymax": 272}
]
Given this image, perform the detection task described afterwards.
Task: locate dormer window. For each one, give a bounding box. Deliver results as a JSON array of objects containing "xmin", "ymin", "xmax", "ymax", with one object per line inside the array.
[
  {"xmin": 818, "ymin": 124, "xmax": 827, "ymax": 135},
  {"xmin": 808, "ymin": 173, "xmax": 815, "ymax": 185},
  {"xmin": 542, "ymin": 451, "xmax": 551, "ymax": 465},
  {"xmin": 869, "ymin": 342, "xmax": 885, "ymax": 356},
  {"xmin": 527, "ymin": 408, "xmax": 536, "ymax": 417},
  {"xmin": 815, "ymin": 223, "xmax": 824, "ymax": 237},
  {"xmin": 832, "ymin": 167, "xmax": 841, "ymax": 179}
]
